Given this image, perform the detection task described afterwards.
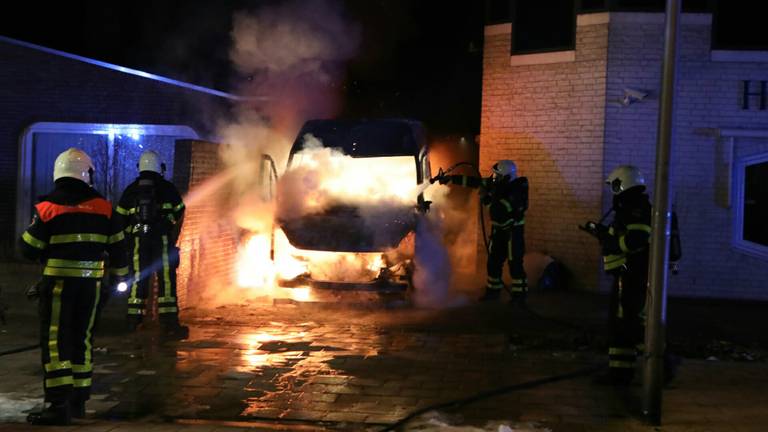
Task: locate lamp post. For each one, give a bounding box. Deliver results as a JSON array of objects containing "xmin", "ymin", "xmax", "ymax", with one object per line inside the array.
[{"xmin": 643, "ymin": 0, "xmax": 681, "ymax": 425}]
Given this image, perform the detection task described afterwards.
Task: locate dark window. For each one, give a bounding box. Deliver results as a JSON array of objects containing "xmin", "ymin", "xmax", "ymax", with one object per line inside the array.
[
  {"xmin": 743, "ymin": 160, "xmax": 768, "ymax": 247},
  {"xmin": 511, "ymin": 0, "xmax": 576, "ymax": 54},
  {"xmin": 578, "ymin": 0, "xmax": 608, "ymax": 12},
  {"xmin": 713, "ymin": 1, "xmax": 768, "ymax": 50},
  {"xmin": 485, "ymin": 0, "xmax": 711, "ymax": 29},
  {"xmin": 604, "ymin": 0, "xmax": 710, "ymax": 12},
  {"xmin": 486, "ymin": 0, "xmax": 512, "ymax": 24}
]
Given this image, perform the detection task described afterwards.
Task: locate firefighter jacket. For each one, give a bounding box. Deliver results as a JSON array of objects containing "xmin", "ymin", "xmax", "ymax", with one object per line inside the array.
[
  {"xmin": 19, "ymin": 178, "xmax": 129, "ymax": 279},
  {"xmin": 446, "ymin": 175, "xmax": 529, "ymax": 229},
  {"xmin": 601, "ymin": 187, "xmax": 652, "ymax": 272},
  {"xmin": 117, "ymin": 171, "xmax": 185, "ymax": 241}
]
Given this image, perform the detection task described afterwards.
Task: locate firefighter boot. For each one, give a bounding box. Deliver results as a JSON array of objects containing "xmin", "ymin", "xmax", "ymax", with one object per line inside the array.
[
  {"xmin": 69, "ymin": 398, "xmax": 86, "ymax": 419},
  {"xmin": 509, "ymin": 290, "xmax": 527, "ymax": 306},
  {"xmin": 27, "ymin": 403, "xmax": 71, "ymax": 425},
  {"xmin": 478, "ymin": 289, "xmax": 501, "ymax": 302}
]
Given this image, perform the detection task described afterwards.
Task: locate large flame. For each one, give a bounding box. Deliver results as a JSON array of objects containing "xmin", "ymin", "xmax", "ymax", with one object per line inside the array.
[
  {"xmin": 234, "ymin": 138, "xmax": 424, "ymax": 301},
  {"xmin": 279, "ymin": 136, "xmax": 421, "ymax": 217}
]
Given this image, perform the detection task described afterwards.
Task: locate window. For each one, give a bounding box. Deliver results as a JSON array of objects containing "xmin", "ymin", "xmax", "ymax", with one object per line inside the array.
[
  {"xmin": 713, "ymin": 2, "xmax": 768, "ymax": 51},
  {"xmin": 16, "ymin": 122, "xmax": 198, "ymax": 240},
  {"xmin": 734, "ymin": 153, "xmax": 768, "ymax": 259},
  {"xmin": 511, "ymin": 0, "xmax": 575, "ymax": 54}
]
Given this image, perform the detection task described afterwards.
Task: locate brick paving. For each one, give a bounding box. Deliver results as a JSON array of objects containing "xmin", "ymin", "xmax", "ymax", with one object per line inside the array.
[{"xmin": 2, "ymin": 264, "xmax": 768, "ymax": 431}]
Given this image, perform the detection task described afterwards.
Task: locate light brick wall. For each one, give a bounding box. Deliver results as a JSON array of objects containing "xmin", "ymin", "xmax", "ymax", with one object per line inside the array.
[
  {"xmin": 480, "ymin": 17, "xmax": 609, "ymax": 290},
  {"xmin": 605, "ymin": 13, "xmax": 768, "ymax": 299},
  {"xmin": 173, "ymin": 140, "xmax": 239, "ymax": 309}
]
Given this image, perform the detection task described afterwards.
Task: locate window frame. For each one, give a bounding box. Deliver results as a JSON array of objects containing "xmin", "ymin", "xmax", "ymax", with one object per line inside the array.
[
  {"xmin": 16, "ymin": 122, "xmax": 199, "ymax": 242},
  {"xmin": 733, "ymin": 151, "xmax": 768, "ymax": 260}
]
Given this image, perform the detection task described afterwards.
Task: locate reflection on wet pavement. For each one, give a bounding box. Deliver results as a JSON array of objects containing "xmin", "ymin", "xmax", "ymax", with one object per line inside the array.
[{"xmin": 90, "ymin": 302, "xmax": 598, "ymax": 429}]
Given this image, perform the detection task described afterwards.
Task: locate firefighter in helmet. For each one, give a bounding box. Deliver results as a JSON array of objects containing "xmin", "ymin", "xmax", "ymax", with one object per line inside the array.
[
  {"xmin": 591, "ymin": 165, "xmax": 652, "ymax": 384},
  {"xmin": 433, "ymin": 160, "xmax": 528, "ymax": 301},
  {"xmin": 20, "ymin": 148, "xmax": 129, "ymax": 425},
  {"xmin": 117, "ymin": 150, "xmax": 187, "ymax": 339}
]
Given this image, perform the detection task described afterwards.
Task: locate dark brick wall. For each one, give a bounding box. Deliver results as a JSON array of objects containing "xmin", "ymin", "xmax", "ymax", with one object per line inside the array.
[{"xmin": 0, "ymin": 40, "xmax": 230, "ymax": 254}]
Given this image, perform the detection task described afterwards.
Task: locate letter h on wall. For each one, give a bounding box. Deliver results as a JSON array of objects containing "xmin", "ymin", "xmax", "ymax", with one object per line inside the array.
[{"xmin": 742, "ymin": 80, "xmax": 767, "ymax": 110}]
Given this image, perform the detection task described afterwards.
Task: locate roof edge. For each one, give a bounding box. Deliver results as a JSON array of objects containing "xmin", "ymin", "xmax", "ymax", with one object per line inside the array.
[{"xmin": 0, "ymin": 35, "xmax": 250, "ymax": 101}]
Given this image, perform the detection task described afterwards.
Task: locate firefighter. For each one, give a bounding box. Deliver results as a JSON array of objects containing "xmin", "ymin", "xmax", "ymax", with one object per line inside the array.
[
  {"xmin": 434, "ymin": 160, "xmax": 528, "ymax": 302},
  {"xmin": 19, "ymin": 148, "xmax": 128, "ymax": 425},
  {"xmin": 117, "ymin": 150, "xmax": 188, "ymax": 339},
  {"xmin": 591, "ymin": 165, "xmax": 652, "ymax": 385}
]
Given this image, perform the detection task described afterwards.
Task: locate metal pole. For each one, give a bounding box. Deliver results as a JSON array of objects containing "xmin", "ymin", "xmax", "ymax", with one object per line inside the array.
[{"xmin": 643, "ymin": 0, "xmax": 681, "ymax": 425}]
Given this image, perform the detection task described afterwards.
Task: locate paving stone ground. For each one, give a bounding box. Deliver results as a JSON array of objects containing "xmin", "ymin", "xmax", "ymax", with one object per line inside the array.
[{"xmin": 1, "ymin": 263, "xmax": 767, "ymax": 431}]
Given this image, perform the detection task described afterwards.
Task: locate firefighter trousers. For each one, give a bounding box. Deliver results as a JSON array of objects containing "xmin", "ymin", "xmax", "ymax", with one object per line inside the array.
[
  {"xmin": 607, "ymin": 260, "xmax": 647, "ymax": 375},
  {"xmin": 38, "ymin": 277, "xmax": 100, "ymax": 405},
  {"xmin": 127, "ymin": 233, "xmax": 180, "ymax": 326},
  {"xmin": 486, "ymin": 225, "xmax": 527, "ymax": 293}
]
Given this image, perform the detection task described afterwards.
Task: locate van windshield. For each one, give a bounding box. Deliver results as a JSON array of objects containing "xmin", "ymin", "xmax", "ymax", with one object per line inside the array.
[{"xmin": 289, "ymin": 150, "xmax": 418, "ymax": 206}]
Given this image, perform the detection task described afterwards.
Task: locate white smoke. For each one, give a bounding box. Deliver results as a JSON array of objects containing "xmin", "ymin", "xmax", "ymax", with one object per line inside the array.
[
  {"xmin": 276, "ymin": 135, "xmax": 420, "ymax": 223},
  {"xmin": 229, "ymin": 0, "xmax": 361, "ymax": 133},
  {"xmin": 410, "ymin": 187, "xmax": 472, "ymax": 309},
  {"xmin": 218, "ymin": 0, "xmax": 362, "ymax": 228},
  {"xmin": 189, "ymin": 0, "xmax": 361, "ymax": 306},
  {"xmin": 230, "ymin": 0, "xmax": 359, "ymax": 77},
  {"xmin": 412, "ymin": 214, "xmax": 451, "ymax": 307}
]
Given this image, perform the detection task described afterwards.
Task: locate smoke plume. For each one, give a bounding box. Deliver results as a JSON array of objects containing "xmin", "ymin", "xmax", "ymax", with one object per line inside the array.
[{"xmin": 185, "ymin": 0, "xmax": 360, "ymax": 305}]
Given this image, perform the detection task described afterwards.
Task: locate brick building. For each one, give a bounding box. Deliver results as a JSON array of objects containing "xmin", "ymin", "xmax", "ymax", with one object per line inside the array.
[
  {"xmin": 481, "ymin": 4, "xmax": 768, "ymax": 299},
  {"xmin": 0, "ymin": 36, "xmax": 238, "ymax": 306}
]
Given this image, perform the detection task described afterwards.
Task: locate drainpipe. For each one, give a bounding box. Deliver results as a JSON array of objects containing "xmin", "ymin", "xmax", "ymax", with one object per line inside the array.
[{"xmin": 643, "ymin": 0, "xmax": 681, "ymax": 425}]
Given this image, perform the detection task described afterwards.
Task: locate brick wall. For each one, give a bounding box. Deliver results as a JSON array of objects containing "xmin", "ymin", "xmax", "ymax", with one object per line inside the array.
[
  {"xmin": 480, "ymin": 15, "xmax": 609, "ymax": 290},
  {"xmin": 173, "ymin": 140, "xmax": 240, "ymax": 309},
  {"xmin": 605, "ymin": 13, "xmax": 768, "ymax": 299},
  {"xmin": 482, "ymin": 12, "xmax": 768, "ymax": 299},
  {"xmin": 0, "ymin": 39, "xmax": 228, "ymax": 253}
]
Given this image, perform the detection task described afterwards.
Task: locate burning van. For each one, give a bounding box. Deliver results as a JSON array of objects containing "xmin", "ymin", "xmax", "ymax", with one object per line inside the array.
[{"xmin": 254, "ymin": 119, "xmax": 431, "ymax": 297}]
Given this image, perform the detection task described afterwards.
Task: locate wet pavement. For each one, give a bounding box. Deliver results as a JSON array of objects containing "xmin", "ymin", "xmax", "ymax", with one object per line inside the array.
[{"xmin": 2, "ymin": 263, "xmax": 768, "ymax": 431}]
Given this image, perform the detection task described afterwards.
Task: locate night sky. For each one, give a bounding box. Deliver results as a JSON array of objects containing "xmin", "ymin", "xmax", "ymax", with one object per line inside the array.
[
  {"xmin": 3, "ymin": 1, "xmax": 758, "ymax": 139},
  {"xmin": 0, "ymin": 0, "xmax": 485, "ymax": 136}
]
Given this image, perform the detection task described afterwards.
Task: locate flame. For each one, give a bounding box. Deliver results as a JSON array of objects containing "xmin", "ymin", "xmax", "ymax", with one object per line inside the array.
[
  {"xmin": 280, "ymin": 139, "xmax": 421, "ymax": 217},
  {"xmin": 235, "ymin": 229, "xmax": 314, "ymax": 299},
  {"xmin": 236, "ymin": 229, "xmax": 387, "ymax": 297},
  {"xmin": 234, "ymin": 141, "xmax": 425, "ymax": 301}
]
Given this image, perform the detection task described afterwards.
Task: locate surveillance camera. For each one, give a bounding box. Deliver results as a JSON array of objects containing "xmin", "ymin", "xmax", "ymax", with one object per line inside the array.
[{"xmin": 624, "ymin": 88, "xmax": 648, "ymax": 100}]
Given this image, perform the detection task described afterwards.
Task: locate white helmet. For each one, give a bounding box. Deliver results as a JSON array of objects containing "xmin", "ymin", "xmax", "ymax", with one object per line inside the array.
[
  {"xmin": 138, "ymin": 150, "xmax": 163, "ymax": 174},
  {"xmin": 606, "ymin": 165, "xmax": 645, "ymax": 195},
  {"xmin": 53, "ymin": 148, "xmax": 94, "ymax": 185},
  {"xmin": 492, "ymin": 160, "xmax": 517, "ymax": 180}
]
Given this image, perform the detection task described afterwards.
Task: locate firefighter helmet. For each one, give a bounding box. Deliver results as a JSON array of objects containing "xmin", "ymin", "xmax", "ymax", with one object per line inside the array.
[
  {"xmin": 492, "ymin": 160, "xmax": 517, "ymax": 180},
  {"xmin": 53, "ymin": 148, "xmax": 94, "ymax": 185},
  {"xmin": 606, "ymin": 165, "xmax": 645, "ymax": 195},
  {"xmin": 138, "ymin": 150, "xmax": 163, "ymax": 174}
]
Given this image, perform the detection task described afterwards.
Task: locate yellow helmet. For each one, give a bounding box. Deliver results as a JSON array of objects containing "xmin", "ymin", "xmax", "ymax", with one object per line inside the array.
[
  {"xmin": 53, "ymin": 148, "xmax": 94, "ymax": 184},
  {"xmin": 138, "ymin": 150, "xmax": 163, "ymax": 174},
  {"xmin": 606, "ymin": 165, "xmax": 645, "ymax": 195}
]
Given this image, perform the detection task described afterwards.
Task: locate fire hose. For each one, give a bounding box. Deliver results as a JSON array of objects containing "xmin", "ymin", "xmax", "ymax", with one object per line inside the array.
[
  {"xmin": 0, "ymin": 344, "xmax": 39, "ymax": 357},
  {"xmin": 430, "ymin": 162, "xmax": 491, "ymax": 253},
  {"xmin": 379, "ymin": 363, "xmax": 604, "ymax": 432}
]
